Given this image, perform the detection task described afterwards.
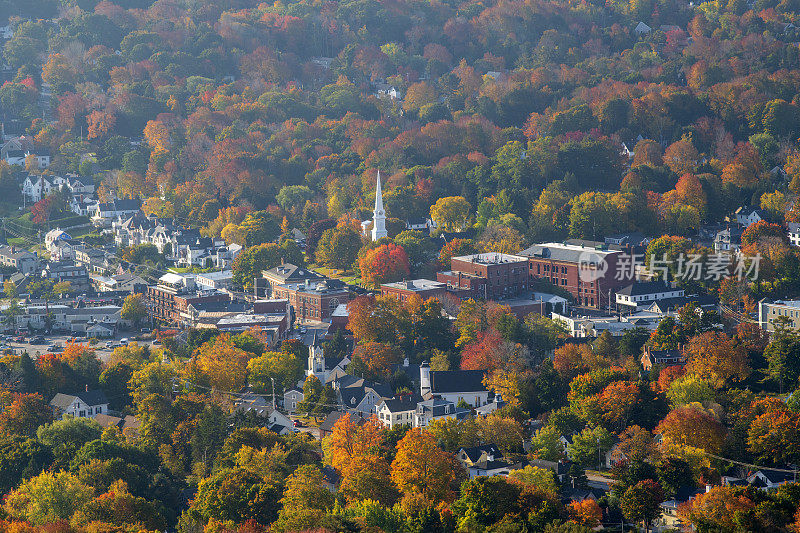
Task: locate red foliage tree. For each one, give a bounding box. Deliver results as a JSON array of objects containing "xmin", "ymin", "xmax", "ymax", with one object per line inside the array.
[{"xmin": 358, "ymin": 244, "xmax": 410, "ymax": 288}]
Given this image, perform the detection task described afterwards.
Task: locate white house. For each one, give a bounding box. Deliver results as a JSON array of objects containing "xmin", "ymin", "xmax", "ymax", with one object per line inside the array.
[
  {"xmin": 283, "ymin": 388, "xmax": 304, "ymax": 414},
  {"xmin": 420, "ymin": 363, "xmax": 491, "ymax": 408},
  {"xmin": 45, "ymin": 228, "xmax": 72, "ymax": 254},
  {"xmin": 635, "ymin": 21, "xmax": 652, "ymax": 34},
  {"xmin": 49, "ymin": 390, "xmax": 109, "ymax": 419},
  {"xmin": 734, "ymin": 206, "xmax": 765, "ymax": 227},
  {"xmin": 788, "ymin": 223, "xmax": 800, "ymax": 247},
  {"xmin": 375, "ymin": 396, "xmax": 421, "ymax": 429},
  {"xmin": 195, "ymin": 270, "xmax": 233, "ymax": 291},
  {"xmin": 234, "ymin": 393, "xmax": 295, "ymax": 434},
  {"xmin": 90, "ymin": 199, "xmax": 142, "ymax": 227},
  {"xmin": 615, "ymin": 280, "xmax": 685, "ymax": 311}
]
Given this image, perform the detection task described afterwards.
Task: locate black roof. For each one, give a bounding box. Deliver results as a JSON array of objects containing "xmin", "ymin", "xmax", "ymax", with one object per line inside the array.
[
  {"xmin": 460, "ymin": 444, "xmax": 503, "ymax": 463},
  {"xmin": 430, "ymin": 369, "xmax": 487, "ymax": 393},
  {"xmin": 380, "ymin": 394, "xmax": 422, "ymax": 412},
  {"xmin": 617, "ymin": 280, "xmax": 675, "ymax": 297}
]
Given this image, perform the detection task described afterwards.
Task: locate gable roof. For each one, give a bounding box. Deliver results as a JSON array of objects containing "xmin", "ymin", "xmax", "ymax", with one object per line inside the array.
[
  {"xmin": 50, "ymin": 390, "xmax": 108, "ymax": 409},
  {"xmin": 430, "ymin": 369, "xmax": 487, "ymax": 393},
  {"xmin": 460, "ymin": 444, "xmax": 503, "ymax": 463},
  {"xmin": 379, "ymin": 395, "xmax": 422, "ymax": 413}
]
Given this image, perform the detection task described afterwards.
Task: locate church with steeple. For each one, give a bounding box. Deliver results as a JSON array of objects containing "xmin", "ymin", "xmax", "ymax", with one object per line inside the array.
[{"xmin": 371, "ymin": 170, "xmax": 387, "ymax": 241}]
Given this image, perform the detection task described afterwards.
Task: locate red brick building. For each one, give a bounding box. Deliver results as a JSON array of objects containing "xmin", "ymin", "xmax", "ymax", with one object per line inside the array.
[
  {"xmin": 436, "ymin": 253, "xmax": 529, "ymax": 300},
  {"xmin": 144, "ymin": 273, "xmax": 230, "ymax": 326},
  {"xmin": 272, "ymin": 279, "xmax": 350, "ymax": 321},
  {"xmin": 518, "ymin": 242, "xmax": 631, "ymax": 308},
  {"xmin": 381, "ymin": 279, "xmax": 447, "ymax": 303}
]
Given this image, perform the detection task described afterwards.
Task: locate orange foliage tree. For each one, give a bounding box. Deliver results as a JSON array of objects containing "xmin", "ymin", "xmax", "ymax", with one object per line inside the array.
[
  {"xmin": 655, "ymin": 406, "xmax": 725, "ymax": 453},
  {"xmin": 358, "ymin": 243, "xmax": 410, "ymax": 289},
  {"xmin": 390, "ymin": 428, "xmax": 464, "ymax": 505},
  {"xmin": 187, "ymin": 334, "xmax": 250, "ymax": 391},
  {"xmin": 683, "ymin": 331, "xmax": 750, "ymax": 389}
]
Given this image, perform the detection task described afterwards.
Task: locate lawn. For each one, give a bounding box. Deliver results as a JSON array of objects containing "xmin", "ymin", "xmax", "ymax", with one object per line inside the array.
[{"xmin": 311, "ymin": 265, "xmax": 362, "ymax": 286}]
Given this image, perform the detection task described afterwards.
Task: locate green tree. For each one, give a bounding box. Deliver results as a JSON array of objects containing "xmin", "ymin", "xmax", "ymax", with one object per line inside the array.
[
  {"xmin": 192, "ymin": 467, "xmax": 280, "ymax": 525},
  {"xmin": 315, "ymin": 225, "xmax": 362, "ymax": 270},
  {"xmin": 121, "ymin": 293, "xmax": 148, "ymax": 326},
  {"xmin": 36, "ymin": 418, "xmax": 102, "ymax": 470},
  {"xmin": 274, "ymin": 465, "xmax": 334, "ymax": 532},
  {"xmin": 4, "ymin": 471, "xmax": 94, "ymax": 525},
  {"xmin": 620, "ymin": 479, "xmax": 664, "ymax": 530},
  {"xmin": 568, "ymin": 426, "xmax": 614, "ymax": 468},
  {"xmin": 0, "ymin": 437, "xmax": 52, "ymax": 495}
]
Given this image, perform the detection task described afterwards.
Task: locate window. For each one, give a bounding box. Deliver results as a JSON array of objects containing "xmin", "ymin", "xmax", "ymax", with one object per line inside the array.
[{"xmin": 79, "ymin": 411, "xmax": 86, "ymax": 417}]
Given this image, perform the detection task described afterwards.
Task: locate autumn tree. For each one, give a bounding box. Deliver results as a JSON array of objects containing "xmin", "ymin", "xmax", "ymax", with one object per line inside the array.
[
  {"xmin": 620, "ymin": 479, "xmax": 664, "ymax": 531},
  {"xmin": 683, "ymin": 331, "xmax": 750, "ymax": 389},
  {"xmin": 4, "ymin": 471, "xmax": 93, "ymax": 525},
  {"xmin": 430, "ymin": 196, "xmax": 471, "ymax": 232},
  {"xmin": 655, "ymin": 406, "xmax": 725, "ymax": 453},
  {"xmin": 568, "ymin": 500, "xmax": 603, "ymax": 528},
  {"xmin": 274, "ymin": 465, "xmax": 333, "ymax": 532},
  {"xmin": 315, "ymin": 225, "xmax": 362, "ymax": 270},
  {"xmin": 187, "ymin": 334, "xmax": 250, "ymax": 391},
  {"xmin": 390, "ymin": 428, "xmax": 465, "ymax": 505},
  {"xmin": 358, "ymin": 243, "xmax": 410, "ymax": 288},
  {"xmin": 349, "ymin": 342, "xmax": 403, "ymax": 381},
  {"xmin": 121, "ymin": 293, "xmax": 147, "ymax": 326}
]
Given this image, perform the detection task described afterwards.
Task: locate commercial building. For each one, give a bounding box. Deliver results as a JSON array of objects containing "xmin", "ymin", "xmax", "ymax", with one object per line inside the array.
[
  {"xmin": 436, "ymin": 253, "xmax": 529, "ymax": 300},
  {"xmin": 518, "ymin": 242, "xmax": 630, "ymax": 309},
  {"xmin": 381, "ymin": 279, "xmax": 447, "ymax": 303},
  {"xmin": 272, "ymin": 279, "xmax": 349, "ymax": 322},
  {"xmin": 759, "ymin": 299, "xmax": 800, "ymax": 332},
  {"xmin": 143, "ymin": 273, "xmax": 230, "ymax": 326}
]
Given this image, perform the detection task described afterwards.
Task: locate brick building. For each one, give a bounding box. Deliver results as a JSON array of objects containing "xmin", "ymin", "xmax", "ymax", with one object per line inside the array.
[
  {"xmin": 381, "ymin": 279, "xmax": 447, "ymax": 303},
  {"xmin": 518, "ymin": 242, "xmax": 631, "ymax": 308},
  {"xmin": 144, "ymin": 273, "xmax": 230, "ymax": 326},
  {"xmin": 272, "ymin": 279, "xmax": 349, "ymax": 321},
  {"xmin": 436, "ymin": 253, "xmax": 529, "ymax": 300}
]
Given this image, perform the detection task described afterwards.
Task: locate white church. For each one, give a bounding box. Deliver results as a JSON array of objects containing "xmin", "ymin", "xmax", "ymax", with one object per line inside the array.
[{"xmin": 361, "ymin": 171, "xmax": 388, "ymax": 241}]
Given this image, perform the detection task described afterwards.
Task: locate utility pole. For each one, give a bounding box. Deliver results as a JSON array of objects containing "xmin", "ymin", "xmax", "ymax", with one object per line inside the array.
[
  {"xmin": 270, "ymin": 376, "xmax": 276, "ymax": 411},
  {"xmin": 598, "ymin": 435, "xmax": 602, "ymax": 471}
]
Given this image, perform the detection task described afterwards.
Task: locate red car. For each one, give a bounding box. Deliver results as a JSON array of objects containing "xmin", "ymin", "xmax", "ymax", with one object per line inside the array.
[
  {"xmin": 293, "ymin": 420, "xmax": 303, "ymax": 427},
  {"xmin": 15, "ymin": 336, "xmax": 25, "ymax": 343}
]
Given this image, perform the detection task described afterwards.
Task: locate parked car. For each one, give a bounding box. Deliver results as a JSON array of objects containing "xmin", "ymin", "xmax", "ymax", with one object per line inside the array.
[
  {"xmin": 14, "ymin": 336, "xmax": 25, "ymax": 343},
  {"xmin": 105, "ymin": 341, "xmax": 114, "ymax": 348},
  {"xmin": 152, "ymin": 339, "xmax": 161, "ymax": 345},
  {"xmin": 48, "ymin": 344, "xmax": 62, "ymax": 352},
  {"xmin": 293, "ymin": 420, "xmax": 304, "ymax": 427},
  {"xmin": 31, "ymin": 336, "xmax": 46, "ymax": 344},
  {"xmin": 119, "ymin": 338, "xmax": 129, "ymax": 346},
  {"xmin": 140, "ymin": 328, "xmax": 151, "ymax": 333}
]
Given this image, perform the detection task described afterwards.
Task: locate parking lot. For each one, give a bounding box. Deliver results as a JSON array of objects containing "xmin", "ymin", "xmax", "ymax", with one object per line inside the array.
[{"xmin": 0, "ymin": 333, "xmax": 160, "ymax": 362}]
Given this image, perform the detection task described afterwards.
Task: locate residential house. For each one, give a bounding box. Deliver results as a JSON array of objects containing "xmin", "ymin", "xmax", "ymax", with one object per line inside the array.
[
  {"xmin": 90, "ymin": 199, "xmax": 142, "ymax": 227},
  {"xmin": 0, "ymin": 245, "xmax": 37, "ymax": 274},
  {"xmin": 234, "ymin": 393, "xmax": 295, "ymax": 434},
  {"xmin": 657, "ymin": 486, "xmax": 706, "ymax": 531},
  {"xmin": 640, "ymin": 346, "xmax": 686, "ymax": 371},
  {"xmin": 414, "ymin": 398, "xmax": 470, "ymax": 427},
  {"xmin": 457, "ymin": 444, "xmax": 521, "ymax": 478},
  {"xmin": 45, "ymin": 228, "xmax": 72, "ymax": 255},
  {"xmin": 420, "ymin": 363, "xmax": 491, "ymax": 408},
  {"xmin": 41, "ymin": 260, "xmax": 90, "ymax": 291},
  {"xmin": 333, "ymin": 376, "xmax": 392, "ymax": 418},
  {"xmin": 283, "ymin": 388, "xmax": 304, "ymax": 414},
  {"xmin": 49, "ymin": 390, "xmax": 109, "ymax": 419},
  {"xmin": 734, "ymin": 206, "xmax": 765, "ymax": 227},
  {"xmin": 375, "ymin": 395, "xmax": 422, "ymax": 429},
  {"xmin": 320, "ymin": 411, "xmax": 365, "ymax": 438},
  {"xmin": 405, "ymin": 217, "xmax": 436, "ymax": 232},
  {"xmin": 788, "ymin": 223, "xmax": 800, "ymax": 247},
  {"xmin": 714, "ymin": 226, "xmax": 743, "ymax": 254},
  {"xmin": 72, "ymin": 244, "xmax": 110, "ymax": 274},
  {"xmin": 615, "ymin": 280, "xmax": 685, "ymax": 311},
  {"xmin": 94, "ymin": 414, "xmax": 140, "ymax": 437},
  {"xmin": 22, "ymin": 174, "xmax": 54, "ymax": 203}
]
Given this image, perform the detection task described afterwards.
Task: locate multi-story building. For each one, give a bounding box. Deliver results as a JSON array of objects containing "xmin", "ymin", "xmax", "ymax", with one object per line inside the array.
[
  {"xmin": 381, "ymin": 279, "xmax": 447, "ymax": 303},
  {"xmin": 518, "ymin": 242, "xmax": 630, "ymax": 308},
  {"xmin": 759, "ymin": 299, "xmax": 800, "ymax": 332},
  {"xmin": 615, "ymin": 280, "xmax": 685, "ymax": 311},
  {"xmin": 272, "ymin": 279, "xmax": 349, "ymax": 322},
  {"xmin": 0, "ymin": 245, "xmax": 37, "ymax": 274},
  {"xmin": 436, "ymin": 253, "xmax": 529, "ymax": 300},
  {"xmin": 41, "ymin": 260, "xmax": 90, "ymax": 291},
  {"xmin": 143, "ymin": 273, "xmax": 230, "ymax": 326},
  {"xmin": 261, "ymin": 263, "xmax": 323, "ymax": 297}
]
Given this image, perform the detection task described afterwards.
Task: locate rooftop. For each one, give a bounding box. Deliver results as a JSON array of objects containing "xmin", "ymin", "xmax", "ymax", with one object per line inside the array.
[
  {"xmin": 452, "ymin": 252, "xmax": 527, "ymax": 265},
  {"xmin": 519, "ymin": 242, "xmax": 621, "ymax": 262},
  {"xmin": 382, "ymin": 279, "xmax": 445, "ymax": 291}
]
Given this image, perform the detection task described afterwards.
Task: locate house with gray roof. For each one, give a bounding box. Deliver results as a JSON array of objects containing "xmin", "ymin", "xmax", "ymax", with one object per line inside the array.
[{"xmin": 50, "ymin": 390, "xmax": 109, "ymax": 419}]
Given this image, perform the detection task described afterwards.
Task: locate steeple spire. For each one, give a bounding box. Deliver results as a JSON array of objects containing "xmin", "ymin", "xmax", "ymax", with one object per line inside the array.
[{"xmin": 371, "ymin": 170, "xmax": 388, "ymax": 241}]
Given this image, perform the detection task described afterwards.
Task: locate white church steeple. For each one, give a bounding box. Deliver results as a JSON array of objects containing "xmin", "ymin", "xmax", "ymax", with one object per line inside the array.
[{"xmin": 371, "ymin": 170, "xmax": 388, "ymax": 241}]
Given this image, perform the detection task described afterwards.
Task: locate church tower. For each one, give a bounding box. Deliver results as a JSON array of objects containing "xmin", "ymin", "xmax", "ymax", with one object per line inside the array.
[{"xmin": 371, "ymin": 170, "xmax": 388, "ymax": 241}]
